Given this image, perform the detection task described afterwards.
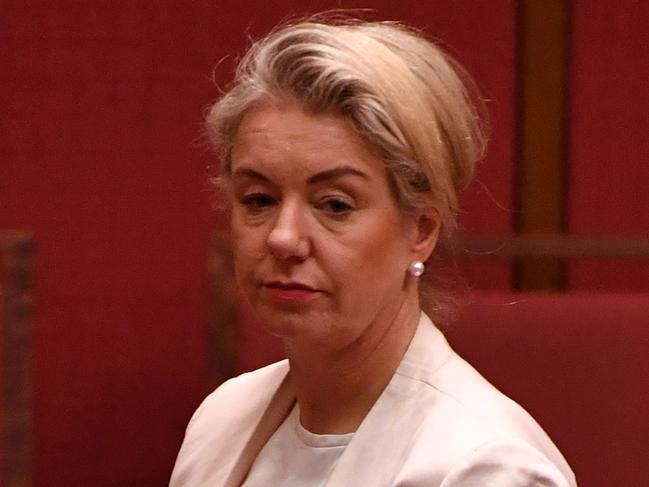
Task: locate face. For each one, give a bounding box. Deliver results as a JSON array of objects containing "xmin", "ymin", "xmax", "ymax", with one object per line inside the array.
[{"xmin": 229, "ymin": 101, "xmax": 423, "ymax": 352}]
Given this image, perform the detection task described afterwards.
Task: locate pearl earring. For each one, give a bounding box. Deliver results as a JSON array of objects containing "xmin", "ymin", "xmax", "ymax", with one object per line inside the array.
[{"xmin": 408, "ymin": 261, "xmax": 425, "ymax": 278}]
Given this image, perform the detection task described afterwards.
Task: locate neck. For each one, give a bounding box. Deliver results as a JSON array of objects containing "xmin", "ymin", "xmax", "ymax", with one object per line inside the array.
[{"xmin": 285, "ymin": 294, "xmax": 421, "ymax": 434}]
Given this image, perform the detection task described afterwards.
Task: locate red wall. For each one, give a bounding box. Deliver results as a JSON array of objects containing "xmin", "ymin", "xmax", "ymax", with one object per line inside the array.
[
  {"xmin": 568, "ymin": 1, "xmax": 649, "ymax": 290},
  {"xmin": 2, "ymin": 2, "xmax": 219, "ymax": 485}
]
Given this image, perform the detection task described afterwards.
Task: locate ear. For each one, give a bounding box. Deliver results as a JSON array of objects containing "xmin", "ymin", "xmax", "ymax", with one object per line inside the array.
[{"xmin": 409, "ymin": 206, "xmax": 442, "ymax": 262}]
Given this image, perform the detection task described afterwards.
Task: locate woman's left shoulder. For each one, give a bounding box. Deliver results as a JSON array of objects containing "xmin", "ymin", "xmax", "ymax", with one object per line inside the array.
[
  {"xmin": 393, "ymin": 348, "xmax": 577, "ymax": 485},
  {"xmin": 393, "ymin": 319, "xmax": 577, "ymax": 485},
  {"xmin": 438, "ymin": 439, "xmax": 577, "ymax": 487}
]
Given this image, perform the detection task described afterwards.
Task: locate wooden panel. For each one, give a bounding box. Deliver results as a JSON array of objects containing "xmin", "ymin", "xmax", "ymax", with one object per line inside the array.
[
  {"xmin": 1, "ymin": 232, "xmax": 34, "ymax": 487},
  {"xmin": 206, "ymin": 232, "xmax": 238, "ymax": 389},
  {"xmin": 515, "ymin": 0, "xmax": 569, "ymax": 290},
  {"xmin": 455, "ymin": 234, "xmax": 649, "ymax": 259}
]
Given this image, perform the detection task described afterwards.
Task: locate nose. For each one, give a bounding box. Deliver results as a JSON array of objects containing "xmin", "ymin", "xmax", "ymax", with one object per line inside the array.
[{"xmin": 266, "ymin": 199, "xmax": 310, "ymax": 261}]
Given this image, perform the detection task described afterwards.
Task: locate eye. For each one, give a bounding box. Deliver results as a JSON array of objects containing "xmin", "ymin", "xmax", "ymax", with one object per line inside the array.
[
  {"xmin": 239, "ymin": 193, "xmax": 276, "ymax": 213},
  {"xmin": 318, "ymin": 197, "xmax": 354, "ymax": 217}
]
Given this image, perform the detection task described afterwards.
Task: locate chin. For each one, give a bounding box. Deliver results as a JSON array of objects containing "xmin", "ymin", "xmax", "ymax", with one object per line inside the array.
[
  {"xmin": 254, "ymin": 304, "xmax": 337, "ymax": 346},
  {"xmin": 254, "ymin": 304, "xmax": 308, "ymax": 337}
]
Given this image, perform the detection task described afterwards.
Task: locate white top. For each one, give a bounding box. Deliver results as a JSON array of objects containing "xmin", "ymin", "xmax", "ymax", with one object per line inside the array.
[{"xmin": 243, "ymin": 405, "xmax": 353, "ymax": 486}]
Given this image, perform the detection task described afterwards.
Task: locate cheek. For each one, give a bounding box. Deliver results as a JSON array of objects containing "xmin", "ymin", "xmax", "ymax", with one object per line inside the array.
[
  {"xmin": 330, "ymin": 217, "xmax": 409, "ymax": 292},
  {"xmin": 357, "ymin": 214, "xmax": 408, "ymax": 265}
]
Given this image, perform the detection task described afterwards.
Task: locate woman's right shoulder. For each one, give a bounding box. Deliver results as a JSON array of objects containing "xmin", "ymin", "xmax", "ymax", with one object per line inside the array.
[
  {"xmin": 186, "ymin": 359, "xmax": 290, "ymax": 433},
  {"xmin": 170, "ymin": 360, "xmax": 291, "ymax": 485}
]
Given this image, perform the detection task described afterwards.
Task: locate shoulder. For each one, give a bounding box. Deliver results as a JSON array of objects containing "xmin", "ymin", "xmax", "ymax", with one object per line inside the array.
[
  {"xmin": 439, "ymin": 439, "xmax": 575, "ymax": 487},
  {"xmin": 399, "ymin": 321, "xmax": 559, "ymax": 452},
  {"xmin": 187, "ymin": 359, "xmax": 290, "ymax": 432},
  {"xmin": 169, "ymin": 360, "xmax": 289, "ymax": 486},
  {"xmin": 393, "ymin": 318, "xmax": 576, "ymax": 485},
  {"xmin": 392, "ymin": 358, "xmax": 577, "ymax": 486}
]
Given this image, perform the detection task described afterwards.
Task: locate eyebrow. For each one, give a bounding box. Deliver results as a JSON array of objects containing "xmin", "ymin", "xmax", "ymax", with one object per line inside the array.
[
  {"xmin": 231, "ymin": 166, "xmax": 370, "ymax": 184},
  {"xmin": 306, "ymin": 166, "xmax": 370, "ymax": 184},
  {"xmin": 231, "ymin": 167, "xmax": 270, "ymax": 182}
]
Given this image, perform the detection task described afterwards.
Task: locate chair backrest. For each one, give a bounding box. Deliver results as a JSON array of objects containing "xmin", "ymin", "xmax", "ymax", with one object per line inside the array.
[{"xmin": 446, "ymin": 292, "xmax": 649, "ymax": 487}]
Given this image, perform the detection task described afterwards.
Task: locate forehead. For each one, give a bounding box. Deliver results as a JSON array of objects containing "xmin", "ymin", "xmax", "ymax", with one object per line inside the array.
[{"xmin": 231, "ymin": 101, "xmax": 385, "ymax": 178}]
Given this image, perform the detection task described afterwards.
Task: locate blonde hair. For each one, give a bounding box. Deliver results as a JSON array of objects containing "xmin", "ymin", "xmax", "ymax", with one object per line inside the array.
[{"xmin": 207, "ymin": 16, "xmax": 487, "ymax": 320}]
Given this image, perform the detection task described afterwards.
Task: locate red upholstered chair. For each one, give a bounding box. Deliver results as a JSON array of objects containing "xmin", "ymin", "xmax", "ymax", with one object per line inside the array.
[{"xmin": 447, "ymin": 293, "xmax": 649, "ymax": 487}]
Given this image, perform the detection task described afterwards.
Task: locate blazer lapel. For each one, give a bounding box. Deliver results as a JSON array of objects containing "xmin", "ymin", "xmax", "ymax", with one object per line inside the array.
[
  {"xmin": 324, "ymin": 369, "xmax": 433, "ymax": 486},
  {"xmin": 224, "ymin": 370, "xmax": 296, "ymax": 487},
  {"xmin": 326, "ymin": 314, "xmax": 452, "ymax": 486}
]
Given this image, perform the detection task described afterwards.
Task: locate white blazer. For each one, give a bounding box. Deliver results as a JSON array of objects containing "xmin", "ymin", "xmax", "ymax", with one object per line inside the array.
[{"xmin": 170, "ymin": 314, "xmax": 577, "ymax": 486}]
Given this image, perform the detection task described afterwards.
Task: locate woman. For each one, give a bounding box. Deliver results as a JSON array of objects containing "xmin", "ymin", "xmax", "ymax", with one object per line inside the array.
[{"xmin": 171, "ymin": 17, "xmax": 577, "ymax": 486}]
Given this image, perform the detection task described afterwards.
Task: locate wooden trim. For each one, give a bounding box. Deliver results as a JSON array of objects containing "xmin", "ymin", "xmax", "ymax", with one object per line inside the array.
[
  {"xmin": 206, "ymin": 232, "xmax": 238, "ymax": 389},
  {"xmin": 515, "ymin": 0, "xmax": 570, "ymax": 289},
  {"xmin": 1, "ymin": 231, "xmax": 34, "ymax": 487},
  {"xmin": 453, "ymin": 234, "xmax": 649, "ymax": 260}
]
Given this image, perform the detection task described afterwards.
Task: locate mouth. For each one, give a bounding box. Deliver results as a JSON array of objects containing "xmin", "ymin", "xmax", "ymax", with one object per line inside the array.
[
  {"xmin": 262, "ymin": 281, "xmax": 321, "ymax": 302},
  {"xmin": 265, "ymin": 281, "xmax": 317, "ymax": 291}
]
